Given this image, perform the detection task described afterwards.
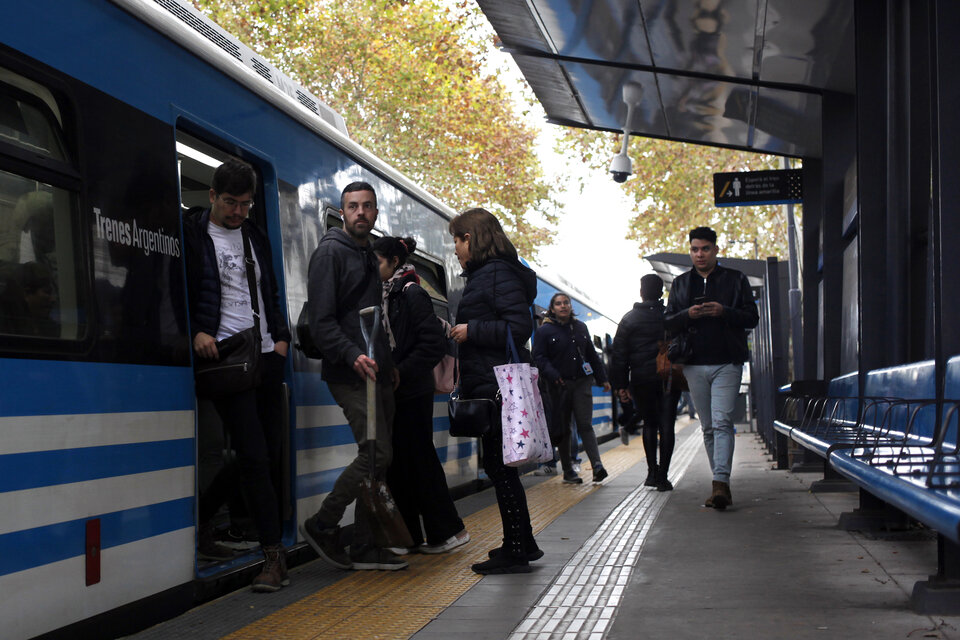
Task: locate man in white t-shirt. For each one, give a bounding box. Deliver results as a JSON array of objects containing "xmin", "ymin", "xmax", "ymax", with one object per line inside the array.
[{"xmin": 183, "ymin": 159, "xmax": 291, "ymax": 592}]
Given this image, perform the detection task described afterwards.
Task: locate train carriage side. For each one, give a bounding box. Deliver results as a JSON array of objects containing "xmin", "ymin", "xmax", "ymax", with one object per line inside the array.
[{"xmin": 0, "ymin": 1, "xmax": 478, "ymax": 638}]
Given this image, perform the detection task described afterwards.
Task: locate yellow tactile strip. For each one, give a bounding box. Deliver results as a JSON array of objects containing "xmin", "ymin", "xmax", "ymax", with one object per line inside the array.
[{"xmin": 224, "ymin": 440, "xmax": 652, "ymax": 640}]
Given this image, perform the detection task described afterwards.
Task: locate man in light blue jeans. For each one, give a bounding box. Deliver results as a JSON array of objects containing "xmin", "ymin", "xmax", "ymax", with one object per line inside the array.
[
  {"xmin": 665, "ymin": 227, "xmax": 759, "ymax": 510},
  {"xmin": 683, "ymin": 364, "xmax": 742, "ymax": 488}
]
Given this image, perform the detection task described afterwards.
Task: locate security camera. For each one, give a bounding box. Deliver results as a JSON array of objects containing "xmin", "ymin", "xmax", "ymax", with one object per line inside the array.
[
  {"xmin": 609, "ymin": 150, "xmax": 632, "ymax": 183},
  {"xmin": 609, "ymin": 82, "xmax": 642, "ymax": 183}
]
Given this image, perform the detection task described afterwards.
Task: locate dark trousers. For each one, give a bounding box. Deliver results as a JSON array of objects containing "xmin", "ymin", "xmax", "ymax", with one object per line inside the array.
[
  {"xmin": 631, "ymin": 378, "xmax": 676, "ymax": 476},
  {"xmin": 202, "ymin": 351, "xmax": 286, "ymax": 546},
  {"xmin": 481, "ymin": 417, "xmax": 534, "ymax": 558},
  {"xmin": 387, "ymin": 392, "xmax": 464, "ymax": 546}
]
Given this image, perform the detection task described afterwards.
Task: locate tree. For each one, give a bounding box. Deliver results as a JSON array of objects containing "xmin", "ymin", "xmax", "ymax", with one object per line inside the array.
[
  {"xmin": 191, "ymin": 0, "xmax": 558, "ymax": 257},
  {"xmin": 556, "ymin": 129, "xmax": 799, "ymax": 261}
]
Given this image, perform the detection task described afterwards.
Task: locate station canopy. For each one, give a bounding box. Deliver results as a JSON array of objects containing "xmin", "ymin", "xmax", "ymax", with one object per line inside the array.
[{"xmin": 476, "ymin": 0, "xmax": 855, "ymax": 158}]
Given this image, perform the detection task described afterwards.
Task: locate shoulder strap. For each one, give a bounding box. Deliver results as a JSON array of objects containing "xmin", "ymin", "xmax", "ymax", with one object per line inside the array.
[{"xmin": 241, "ymin": 227, "xmax": 261, "ymax": 340}]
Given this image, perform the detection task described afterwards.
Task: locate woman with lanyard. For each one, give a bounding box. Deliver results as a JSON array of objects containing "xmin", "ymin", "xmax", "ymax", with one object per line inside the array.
[{"xmin": 533, "ymin": 292, "xmax": 611, "ymax": 484}]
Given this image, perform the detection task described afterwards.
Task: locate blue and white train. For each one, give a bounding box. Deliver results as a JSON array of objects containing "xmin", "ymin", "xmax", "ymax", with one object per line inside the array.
[{"xmin": 0, "ymin": 2, "xmax": 618, "ymax": 638}]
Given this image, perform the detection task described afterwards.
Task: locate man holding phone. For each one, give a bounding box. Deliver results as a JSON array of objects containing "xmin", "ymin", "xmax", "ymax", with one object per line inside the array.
[{"xmin": 665, "ymin": 227, "xmax": 759, "ymax": 510}]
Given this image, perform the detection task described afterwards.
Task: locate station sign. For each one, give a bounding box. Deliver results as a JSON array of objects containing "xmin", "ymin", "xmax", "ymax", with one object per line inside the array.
[{"xmin": 713, "ymin": 169, "xmax": 802, "ymax": 207}]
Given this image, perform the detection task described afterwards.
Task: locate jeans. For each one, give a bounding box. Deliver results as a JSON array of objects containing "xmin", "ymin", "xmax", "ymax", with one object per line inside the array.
[
  {"xmin": 313, "ymin": 380, "xmax": 395, "ymax": 552},
  {"xmin": 683, "ymin": 364, "xmax": 743, "ymax": 484}
]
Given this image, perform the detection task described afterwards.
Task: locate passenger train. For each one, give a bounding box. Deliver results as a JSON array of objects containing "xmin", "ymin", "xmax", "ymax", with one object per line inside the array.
[{"xmin": 0, "ymin": 1, "xmax": 617, "ymax": 638}]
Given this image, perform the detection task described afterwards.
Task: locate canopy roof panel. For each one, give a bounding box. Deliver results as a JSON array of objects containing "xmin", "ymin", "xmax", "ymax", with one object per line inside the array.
[{"xmin": 478, "ymin": 0, "xmax": 854, "ymax": 157}]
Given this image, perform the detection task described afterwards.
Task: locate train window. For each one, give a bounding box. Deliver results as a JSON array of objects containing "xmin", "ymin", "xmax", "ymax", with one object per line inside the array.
[
  {"xmin": 0, "ymin": 172, "xmax": 80, "ymax": 338},
  {"xmin": 324, "ymin": 206, "xmax": 341, "ymax": 231},
  {"xmin": 0, "ymin": 67, "xmax": 83, "ymax": 343},
  {"xmin": 0, "ymin": 70, "xmax": 67, "ymax": 162},
  {"xmin": 408, "ymin": 252, "xmax": 446, "ymax": 301}
]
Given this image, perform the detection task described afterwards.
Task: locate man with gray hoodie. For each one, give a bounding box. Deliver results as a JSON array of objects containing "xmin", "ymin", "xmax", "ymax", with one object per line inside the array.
[{"xmin": 299, "ymin": 181, "xmax": 406, "ymax": 571}]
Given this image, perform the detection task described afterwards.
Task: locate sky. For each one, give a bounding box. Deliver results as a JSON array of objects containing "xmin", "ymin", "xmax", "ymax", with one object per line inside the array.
[{"xmin": 487, "ymin": 50, "xmax": 655, "ymax": 323}]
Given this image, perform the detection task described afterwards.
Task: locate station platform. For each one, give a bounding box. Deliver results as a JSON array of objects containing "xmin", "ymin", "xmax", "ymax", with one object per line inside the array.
[{"xmin": 126, "ymin": 418, "xmax": 960, "ymax": 640}]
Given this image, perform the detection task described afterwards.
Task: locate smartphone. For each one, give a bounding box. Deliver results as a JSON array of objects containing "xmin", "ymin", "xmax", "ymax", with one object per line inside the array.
[{"xmin": 693, "ymin": 296, "xmax": 706, "ymax": 305}]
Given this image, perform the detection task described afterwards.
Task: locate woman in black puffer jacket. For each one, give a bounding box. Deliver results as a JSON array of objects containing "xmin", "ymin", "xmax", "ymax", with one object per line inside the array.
[
  {"xmin": 374, "ymin": 236, "xmax": 468, "ymax": 556},
  {"xmin": 448, "ymin": 208, "xmax": 539, "ymax": 574}
]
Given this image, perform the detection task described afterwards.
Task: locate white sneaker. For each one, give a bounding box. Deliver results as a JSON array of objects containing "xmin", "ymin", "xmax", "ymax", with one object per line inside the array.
[
  {"xmin": 533, "ymin": 465, "xmax": 557, "ymax": 476},
  {"xmin": 420, "ymin": 530, "xmax": 470, "ymax": 554},
  {"xmin": 386, "ymin": 546, "xmax": 411, "ymax": 555},
  {"xmin": 573, "ymin": 463, "xmax": 581, "ymax": 474}
]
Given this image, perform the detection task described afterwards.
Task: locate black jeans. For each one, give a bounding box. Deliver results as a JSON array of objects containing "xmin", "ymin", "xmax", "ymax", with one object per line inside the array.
[
  {"xmin": 205, "ymin": 351, "xmax": 286, "ymax": 546},
  {"xmin": 387, "ymin": 392, "xmax": 464, "ymax": 546}
]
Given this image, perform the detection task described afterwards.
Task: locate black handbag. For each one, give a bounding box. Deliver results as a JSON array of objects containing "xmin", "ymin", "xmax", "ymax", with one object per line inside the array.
[
  {"xmin": 447, "ymin": 343, "xmax": 501, "ymax": 438},
  {"xmin": 194, "ymin": 228, "xmax": 262, "ymax": 398},
  {"xmin": 447, "ymin": 390, "xmax": 499, "ymax": 438}
]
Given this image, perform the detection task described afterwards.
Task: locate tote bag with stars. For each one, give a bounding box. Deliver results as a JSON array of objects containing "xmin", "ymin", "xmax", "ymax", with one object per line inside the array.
[{"xmin": 494, "ymin": 327, "xmax": 553, "ymax": 467}]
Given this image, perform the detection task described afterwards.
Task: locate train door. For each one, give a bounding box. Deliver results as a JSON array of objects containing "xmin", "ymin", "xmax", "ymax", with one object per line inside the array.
[{"xmin": 175, "ymin": 129, "xmax": 293, "ymax": 576}]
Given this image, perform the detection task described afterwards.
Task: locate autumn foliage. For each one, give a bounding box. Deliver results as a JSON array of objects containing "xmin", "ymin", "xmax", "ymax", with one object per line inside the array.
[
  {"xmin": 558, "ymin": 129, "xmax": 798, "ymax": 261},
  {"xmin": 191, "ymin": 0, "xmax": 557, "ymax": 257}
]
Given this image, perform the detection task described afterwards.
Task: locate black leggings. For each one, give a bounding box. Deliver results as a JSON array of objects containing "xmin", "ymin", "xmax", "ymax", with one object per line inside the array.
[
  {"xmin": 481, "ymin": 421, "xmax": 534, "ymax": 558},
  {"xmin": 631, "ymin": 380, "xmax": 678, "ymax": 475}
]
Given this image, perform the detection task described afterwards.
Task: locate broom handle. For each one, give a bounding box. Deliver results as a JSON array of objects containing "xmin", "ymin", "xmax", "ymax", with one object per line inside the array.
[{"xmin": 359, "ymin": 306, "xmax": 379, "ymax": 477}]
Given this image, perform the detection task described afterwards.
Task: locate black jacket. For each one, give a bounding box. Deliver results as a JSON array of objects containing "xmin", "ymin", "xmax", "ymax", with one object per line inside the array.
[
  {"xmin": 610, "ymin": 300, "xmax": 665, "ymax": 387},
  {"xmin": 664, "ymin": 264, "xmax": 759, "ymax": 365},
  {"xmin": 182, "ymin": 209, "xmax": 290, "ymax": 346},
  {"xmin": 532, "ymin": 317, "xmax": 608, "ymax": 385},
  {"xmin": 385, "ymin": 273, "xmax": 446, "ymax": 400},
  {"xmin": 306, "ymin": 227, "xmax": 393, "ymax": 384},
  {"xmin": 454, "ymin": 257, "xmax": 537, "ymax": 398}
]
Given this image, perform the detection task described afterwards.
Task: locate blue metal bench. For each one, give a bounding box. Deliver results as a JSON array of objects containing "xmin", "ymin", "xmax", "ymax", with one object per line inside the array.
[{"xmin": 775, "ymin": 358, "xmax": 960, "ymax": 613}]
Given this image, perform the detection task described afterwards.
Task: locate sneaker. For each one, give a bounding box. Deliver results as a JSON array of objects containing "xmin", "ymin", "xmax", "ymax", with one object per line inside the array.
[
  {"xmin": 251, "ymin": 545, "xmax": 286, "ymax": 593},
  {"xmin": 351, "ymin": 548, "xmax": 409, "ymax": 571},
  {"xmin": 533, "ymin": 465, "xmax": 558, "ymax": 476},
  {"xmin": 472, "ymin": 553, "xmax": 531, "ymax": 575},
  {"xmin": 198, "ymin": 525, "xmax": 236, "ymax": 561},
  {"xmin": 386, "ymin": 546, "xmax": 413, "ymax": 556},
  {"xmin": 592, "ymin": 466, "xmax": 609, "ymax": 483},
  {"xmin": 217, "ymin": 526, "xmax": 260, "ymax": 551},
  {"xmin": 421, "ymin": 529, "xmax": 470, "ymax": 554},
  {"xmin": 656, "ymin": 479, "xmax": 674, "ymax": 491},
  {"xmin": 562, "ymin": 472, "xmax": 583, "ymax": 484},
  {"xmin": 573, "ymin": 463, "xmax": 582, "ymax": 474},
  {"xmin": 619, "ymin": 427, "xmax": 629, "ymax": 445},
  {"xmin": 300, "ymin": 517, "xmax": 352, "ymax": 570}
]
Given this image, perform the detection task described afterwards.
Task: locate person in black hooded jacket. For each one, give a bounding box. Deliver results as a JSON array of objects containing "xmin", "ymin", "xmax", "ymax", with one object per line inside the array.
[
  {"xmin": 611, "ymin": 274, "xmax": 675, "ymax": 491},
  {"xmin": 448, "ymin": 208, "xmax": 540, "ymax": 574},
  {"xmin": 373, "ymin": 235, "xmax": 468, "ymax": 555}
]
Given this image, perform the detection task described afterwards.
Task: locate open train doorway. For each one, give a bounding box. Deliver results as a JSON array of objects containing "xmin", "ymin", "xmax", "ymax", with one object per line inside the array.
[{"xmin": 175, "ymin": 129, "xmax": 293, "ymax": 579}]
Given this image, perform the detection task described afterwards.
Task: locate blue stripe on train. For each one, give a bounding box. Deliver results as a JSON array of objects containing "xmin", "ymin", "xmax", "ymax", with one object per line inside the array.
[
  {"xmin": 0, "ymin": 359, "xmax": 194, "ymax": 417},
  {"xmin": 0, "ymin": 497, "xmax": 194, "ymax": 577},
  {"xmin": 295, "ymin": 414, "xmax": 451, "ymax": 451},
  {"xmin": 0, "ymin": 439, "xmax": 194, "ymax": 492},
  {"xmin": 295, "ymin": 442, "xmax": 474, "ymax": 498}
]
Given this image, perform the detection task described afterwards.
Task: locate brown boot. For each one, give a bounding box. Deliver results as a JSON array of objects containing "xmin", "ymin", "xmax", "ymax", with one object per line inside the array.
[
  {"xmin": 711, "ymin": 481, "xmax": 731, "ymax": 510},
  {"xmin": 252, "ymin": 545, "xmax": 286, "ymax": 592}
]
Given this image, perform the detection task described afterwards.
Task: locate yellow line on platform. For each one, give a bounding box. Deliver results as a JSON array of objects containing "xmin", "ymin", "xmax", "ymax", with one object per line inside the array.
[{"xmin": 223, "ymin": 434, "xmax": 664, "ymax": 640}]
